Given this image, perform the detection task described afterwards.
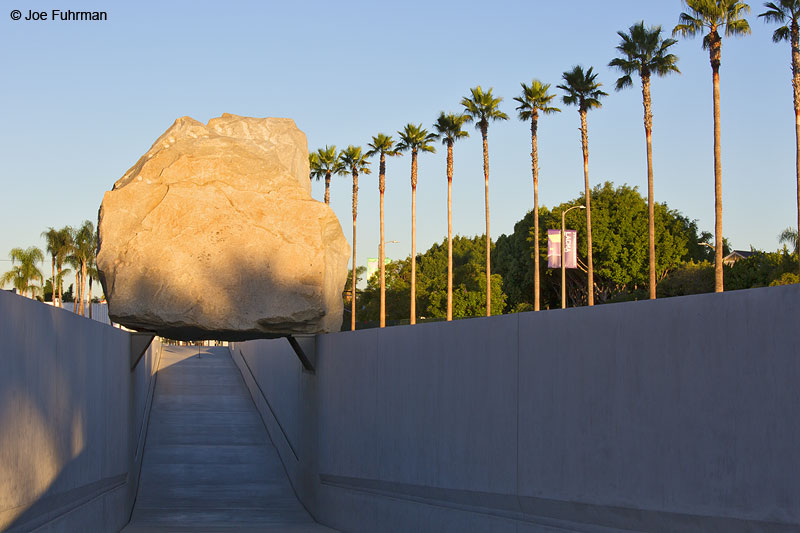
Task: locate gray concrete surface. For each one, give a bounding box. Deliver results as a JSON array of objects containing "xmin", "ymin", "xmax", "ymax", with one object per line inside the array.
[
  {"xmin": 123, "ymin": 346, "xmax": 332, "ymax": 532},
  {"xmin": 0, "ymin": 290, "xmax": 161, "ymax": 532},
  {"xmin": 232, "ymin": 284, "xmax": 800, "ymax": 532}
]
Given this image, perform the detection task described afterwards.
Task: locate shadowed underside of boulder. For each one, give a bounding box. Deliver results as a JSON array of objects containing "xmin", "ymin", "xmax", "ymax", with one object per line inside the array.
[{"xmin": 97, "ymin": 113, "xmax": 349, "ymax": 340}]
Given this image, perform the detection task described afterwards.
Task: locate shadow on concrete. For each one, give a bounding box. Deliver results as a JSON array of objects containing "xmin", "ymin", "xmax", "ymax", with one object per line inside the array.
[{"xmin": 1, "ymin": 292, "xmax": 136, "ymax": 532}]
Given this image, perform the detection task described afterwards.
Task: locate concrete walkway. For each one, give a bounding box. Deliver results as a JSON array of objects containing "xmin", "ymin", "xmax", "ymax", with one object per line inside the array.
[{"xmin": 123, "ymin": 346, "xmax": 332, "ymax": 532}]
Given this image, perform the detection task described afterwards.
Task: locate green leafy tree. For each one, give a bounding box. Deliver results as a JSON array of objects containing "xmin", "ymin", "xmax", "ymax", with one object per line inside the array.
[
  {"xmin": 340, "ymin": 146, "xmax": 371, "ymax": 331},
  {"xmin": 2, "ymin": 246, "xmax": 44, "ymax": 298},
  {"xmin": 494, "ymin": 183, "xmax": 712, "ymax": 308},
  {"xmin": 760, "ymin": 1, "xmax": 800, "ymax": 279},
  {"xmin": 557, "ymin": 66, "xmax": 608, "ymax": 305},
  {"xmin": 396, "ymin": 124, "xmax": 437, "ymax": 325},
  {"xmin": 359, "ymin": 235, "xmax": 506, "ymax": 322},
  {"xmin": 433, "ymin": 112, "xmax": 470, "ymax": 321},
  {"xmin": 461, "ymin": 86, "xmax": 509, "ymax": 317},
  {"xmin": 309, "ymin": 145, "xmax": 345, "ymax": 205},
  {"xmin": 674, "ymin": 0, "xmax": 752, "ymax": 292},
  {"xmin": 725, "ymin": 249, "xmax": 798, "ymax": 289},
  {"xmin": 366, "ymin": 134, "xmax": 400, "ymax": 328},
  {"xmin": 610, "ymin": 21, "xmax": 680, "ymax": 300},
  {"xmin": 513, "ymin": 80, "xmax": 561, "ymax": 311}
]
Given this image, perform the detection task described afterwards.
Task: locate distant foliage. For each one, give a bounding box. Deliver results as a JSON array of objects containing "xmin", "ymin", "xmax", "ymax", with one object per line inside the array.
[{"xmin": 357, "ymin": 235, "xmax": 506, "ymax": 323}]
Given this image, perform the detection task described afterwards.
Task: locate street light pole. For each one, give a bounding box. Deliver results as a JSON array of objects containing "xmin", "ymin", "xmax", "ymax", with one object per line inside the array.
[{"xmin": 561, "ymin": 205, "xmax": 586, "ymax": 309}]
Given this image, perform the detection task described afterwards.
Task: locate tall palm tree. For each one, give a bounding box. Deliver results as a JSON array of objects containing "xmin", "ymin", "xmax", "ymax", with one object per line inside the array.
[
  {"xmin": 71, "ymin": 221, "xmax": 96, "ymax": 316},
  {"xmin": 396, "ymin": 123, "xmax": 437, "ymax": 325},
  {"xmin": 2, "ymin": 247, "xmax": 44, "ymax": 298},
  {"xmin": 55, "ymin": 226, "xmax": 73, "ymax": 307},
  {"xmin": 87, "ymin": 261, "xmax": 99, "ymax": 319},
  {"xmin": 461, "ymin": 86, "xmax": 509, "ymax": 316},
  {"xmin": 558, "ymin": 66, "xmax": 607, "ymax": 306},
  {"xmin": 366, "ymin": 134, "xmax": 400, "ymax": 328},
  {"xmin": 309, "ymin": 145, "xmax": 345, "ymax": 205},
  {"xmin": 610, "ymin": 22, "xmax": 680, "ymax": 300},
  {"xmin": 674, "ymin": 0, "xmax": 751, "ymax": 292},
  {"xmin": 433, "ymin": 112, "xmax": 470, "ymax": 321},
  {"xmin": 339, "ymin": 146, "xmax": 371, "ymax": 331},
  {"xmin": 513, "ymin": 80, "xmax": 561, "ymax": 311},
  {"xmin": 42, "ymin": 227, "xmax": 60, "ymax": 303},
  {"xmin": 760, "ymin": 1, "xmax": 800, "ymax": 279}
]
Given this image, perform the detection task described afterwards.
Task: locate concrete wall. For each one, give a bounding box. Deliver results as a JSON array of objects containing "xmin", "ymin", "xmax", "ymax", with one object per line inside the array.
[
  {"xmin": 0, "ymin": 290, "xmax": 161, "ymax": 532},
  {"xmin": 232, "ymin": 284, "xmax": 800, "ymax": 532}
]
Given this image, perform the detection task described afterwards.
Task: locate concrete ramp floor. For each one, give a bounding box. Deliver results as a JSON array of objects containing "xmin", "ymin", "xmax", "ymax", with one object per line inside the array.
[{"xmin": 123, "ymin": 346, "xmax": 332, "ymax": 532}]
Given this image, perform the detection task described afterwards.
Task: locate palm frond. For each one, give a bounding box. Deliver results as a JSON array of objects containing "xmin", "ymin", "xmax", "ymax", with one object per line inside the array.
[
  {"xmin": 772, "ymin": 24, "xmax": 792, "ymax": 40},
  {"xmin": 611, "ymin": 21, "xmax": 680, "ymax": 90},
  {"xmin": 340, "ymin": 145, "xmax": 372, "ymax": 175},
  {"xmin": 366, "ymin": 133, "xmax": 399, "ymax": 158},
  {"xmin": 514, "ymin": 80, "xmax": 561, "ymax": 120},
  {"xmin": 559, "ymin": 65, "xmax": 607, "ymax": 111},
  {"xmin": 461, "ymin": 85, "xmax": 508, "ymax": 131},
  {"xmin": 396, "ymin": 123, "xmax": 438, "ymax": 154},
  {"xmin": 433, "ymin": 112, "xmax": 470, "ymax": 145}
]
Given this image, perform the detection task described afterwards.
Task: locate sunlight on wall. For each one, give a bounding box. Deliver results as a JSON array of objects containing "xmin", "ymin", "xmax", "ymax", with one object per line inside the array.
[
  {"xmin": 71, "ymin": 409, "xmax": 85, "ymax": 459},
  {"xmin": 0, "ymin": 392, "xmax": 63, "ymax": 529}
]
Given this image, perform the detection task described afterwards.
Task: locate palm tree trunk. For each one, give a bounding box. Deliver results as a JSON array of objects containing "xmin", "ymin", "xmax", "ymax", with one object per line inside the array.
[
  {"xmin": 57, "ymin": 264, "xmax": 62, "ymax": 307},
  {"xmin": 74, "ymin": 271, "xmax": 81, "ymax": 314},
  {"xmin": 410, "ymin": 151, "xmax": 418, "ymax": 325},
  {"xmin": 51, "ymin": 256, "xmax": 56, "ymax": 304},
  {"xmin": 642, "ymin": 74, "xmax": 656, "ymax": 300},
  {"xmin": 88, "ymin": 276, "xmax": 93, "ymax": 319},
  {"xmin": 482, "ymin": 124, "xmax": 491, "ymax": 316},
  {"xmin": 325, "ymin": 171, "xmax": 331, "ymax": 205},
  {"xmin": 352, "ymin": 171, "xmax": 358, "ymax": 331},
  {"xmin": 580, "ymin": 109, "xmax": 594, "ymax": 306},
  {"xmin": 793, "ymin": 21, "xmax": 800, "ymax": 279},
  {"xmin": 711, "ymin": 40, "xmax": 724, "ymax": 292},
  {"xmin": 447, "ymin": 143, "xmax": 454, "ymax": 322},
  {"xmin": 80, "ymin": 260, "xmax": 87, "ymax": 316},
  {"xmin": 531, "ymin": 113, "xmax": 540, "ymax": 311},
  {"xmin": 379, "ymin": 153, "xmax": 386, "ymax": 328}
]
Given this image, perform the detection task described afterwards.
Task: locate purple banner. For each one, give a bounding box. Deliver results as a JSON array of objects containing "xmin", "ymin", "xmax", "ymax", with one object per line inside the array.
[{"xmin": 547, "ymin": 229, "xmax": 578, "ymax": 269}]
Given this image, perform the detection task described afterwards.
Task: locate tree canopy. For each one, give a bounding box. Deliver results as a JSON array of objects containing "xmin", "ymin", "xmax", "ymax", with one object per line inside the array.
[{"xmin": 494, "ymin": 182, "xmax": 714, "ymax": 309}]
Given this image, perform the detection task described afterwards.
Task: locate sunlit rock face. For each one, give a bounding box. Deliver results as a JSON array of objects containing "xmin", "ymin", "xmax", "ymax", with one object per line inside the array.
[{"xmin": 97, "ymin": 113, "xmax": 349, "ymax": 340}]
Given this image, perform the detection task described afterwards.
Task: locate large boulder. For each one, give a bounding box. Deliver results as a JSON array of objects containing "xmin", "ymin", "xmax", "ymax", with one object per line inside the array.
[{"xmin": 97, "ymin": 113, "xmax": 349, "ymax": 340}]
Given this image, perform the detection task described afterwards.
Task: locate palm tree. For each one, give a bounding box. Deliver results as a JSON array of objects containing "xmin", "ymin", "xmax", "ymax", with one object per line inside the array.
[
  {"xmin": 610, "ymin": 22, "xmax": 680, "ymax": 300},
  {"xmin": 433, "ymin": 112, "xmax": 470, "ymax": 321},
  {"xmin": 309, "ymin": 145, "xmax": 345, "ymax": 205},
  {"xmin": 55, "ymin": 226, "xmax": 73, "ymax": 307},
  {"xmin": 42, "ymin": 227, "xmax": 60, "ymax": 303},
  {"xmin": 760, "ymin": 1, "xmax": 800, "ymax": 279},
  {"xmin": 87, "ymin": 261, "xmax": 98, "ymax": 319},
  {"xmin": 513, "ymin": 80, "xmax": 561, "ymax": 311},
  {"xmin": 674, "ymin": 0, "xmax": 751, "ymax": 292},
  {"xmin": 396, "ymin": 123, "xmax": 437, "ymax": 325},
  {"xmin": 366, "ymin": 134, "xmax": 400, "ymax": 328},
  {"xmin": 461, "ymin": 86, "xmax": 509, "ymax": 316},
  {"xmin": 339, "ymin": 146, "xmax": 371, "ymax": 331},
  {"xmin": 558, "ymin": 66, "xmax": 607, "ymax": 306},
  {"xmin": 2, "ymin": 247, "xmax": 44, "ymax": 298},
  {"xmin": 779, "ymin": 226, "xmax": 799, "ymax": 253},
  {"xmin": 71, "ymin": 221, "xmax": 96, "ymax": 316}
]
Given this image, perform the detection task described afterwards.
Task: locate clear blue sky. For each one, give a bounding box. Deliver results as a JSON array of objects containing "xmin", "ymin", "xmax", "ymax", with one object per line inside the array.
[{"xmin": 1, "ymin": 1, "xmax": 795, "ymax": 290}]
